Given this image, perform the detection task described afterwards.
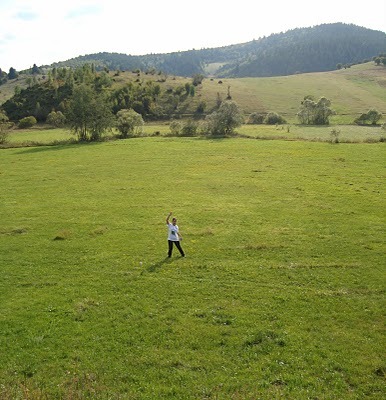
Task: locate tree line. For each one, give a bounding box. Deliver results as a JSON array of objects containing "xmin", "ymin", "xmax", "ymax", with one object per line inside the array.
[
  {"xmin": 0, "ymin": 65, "xmax": 206, "ymax": 124},
  {"xmin": 1, "ymin": 73, "xmax": 383, "ymax": 147},
  {"xmin": 0, "ymin": 59, "xmax": 383, "ymax": 146},
  {"xmin": 46, "ymin": 23, "xmax": 386, "ymax": 78}
]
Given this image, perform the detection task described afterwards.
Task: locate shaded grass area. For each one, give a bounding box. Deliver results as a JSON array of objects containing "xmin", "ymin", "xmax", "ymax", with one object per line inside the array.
[
  {"xmin": 3, "ymin": 123, "xmax": 385, "ymax": 149},
  {"xmin": 239, "ymin": 124, "xmax": 385, "ymax": 142},
  {"xmin": 0, "ymin": 138, "xmax": 385, "ymax": 399},
  {"xmin": 6, "ymin": 126, "xmax": 74, "ymax": 145}
]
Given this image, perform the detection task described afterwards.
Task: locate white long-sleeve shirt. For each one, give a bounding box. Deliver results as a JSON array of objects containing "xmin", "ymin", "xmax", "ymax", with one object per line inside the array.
[{"xmin": 167, "ymin": 222, "xmax": 180, "ymax": 241}]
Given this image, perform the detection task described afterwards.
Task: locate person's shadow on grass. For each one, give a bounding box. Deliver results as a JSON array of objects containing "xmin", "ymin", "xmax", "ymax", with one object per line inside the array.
[{"xmin": 146, "ymin": 257, "xmax": 173, "ymax": 273}]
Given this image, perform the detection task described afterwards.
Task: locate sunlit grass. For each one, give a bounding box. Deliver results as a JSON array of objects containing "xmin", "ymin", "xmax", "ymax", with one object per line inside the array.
[
  {"xmin": 0, "ymin": 137, "xmax": 384, "ymax": 398},
  {"xmin": 238, "ymin": 124, "xmax": 385, "ymax": 142},
  {"xmin": 200, "ymin": 63, "xmax": 386, "ymax": 118},
  {"xmin": 4, "ymin": 122, "xmax": 385, "ymax": 148}
]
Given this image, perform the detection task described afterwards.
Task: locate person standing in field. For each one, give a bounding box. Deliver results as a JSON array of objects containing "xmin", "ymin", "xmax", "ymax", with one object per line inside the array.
[{"xmin": 166, "ymin": 212, "xmax": 185, "ymax": 258}]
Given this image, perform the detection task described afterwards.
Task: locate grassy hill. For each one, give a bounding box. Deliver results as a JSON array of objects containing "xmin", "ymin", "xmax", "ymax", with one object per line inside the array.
[
  {"xmin": 1, "ymin": 62, "xmax": 385, "ymax": 125},
  {"xmin": 197, "ymin": 63, "xmax": 386, "ymax": 122},
  {"xmin": 111, "ymin": 62, "xmax": 386, "ymax": 123},
  {"xmin": 0, "ymin": 137, "xmax": 384, "ymax": 398}
]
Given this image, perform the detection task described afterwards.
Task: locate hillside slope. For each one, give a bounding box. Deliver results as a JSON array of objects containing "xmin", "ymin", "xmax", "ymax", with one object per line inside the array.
[
  {"xmin": 1, "ymin": 62, "xmax": 385, "ymax": 123},
  {"xmin": 207, "ymin": 63, "xmax": 386, "ymax": 117},
  {"xmin": 49, "ymin": 23, "xmax": 386, "ymax": 78},
  {"xmin": 215, "ymin": 23, "xmax": 386, "ymax": 77}
]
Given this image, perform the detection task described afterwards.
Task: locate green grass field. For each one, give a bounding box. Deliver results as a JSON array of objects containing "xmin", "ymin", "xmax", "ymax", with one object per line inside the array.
[
  {"xmin": 5, "ymin": 122, "xmax": 385, "ymax": 148},
  {"xmin": 0, "ymin": 136, "xmax": 385, "ymax": 399}
]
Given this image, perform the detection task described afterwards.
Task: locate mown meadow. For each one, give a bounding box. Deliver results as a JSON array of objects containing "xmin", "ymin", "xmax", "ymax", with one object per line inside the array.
[
  {"xmin": 4, "ymin": 122, "xmax": 385, "ymax": 148},
  {"xmin": 0, "ymin": 132, "xmax": 385, "ymax": 399}
]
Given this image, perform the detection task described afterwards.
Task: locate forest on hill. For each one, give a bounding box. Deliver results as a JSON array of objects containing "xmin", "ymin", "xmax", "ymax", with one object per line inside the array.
[
  {"xmin": 0, "ymin": 21, "xmax": 385, "ymax": 132},
  {"xmin": 1, "ymin": 60, "xmax": 385, "ymax": 129},
  {"xmin": 47, "ymin": 23, "xmax": 386, "ymax": 77}
]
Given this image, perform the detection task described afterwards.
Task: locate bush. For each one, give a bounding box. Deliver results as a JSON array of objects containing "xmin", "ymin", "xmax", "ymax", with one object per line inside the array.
[
  {"xmin": 264, "ymin": 112, "xmax": 286, "ymax": 125},
  {"xmin": 147, "ymin": 104, "xmax": 167, "ymax": 120},
  {"xmin": 247, "ymin": 112, "xmax": 265, "ymax": 124},
  {"xmin": 354, "ymin": 113, "xmax": 368, "ymax": 125},
  {"xmin": 18, "ymin": 116, "xmax": 37, "ymax": 129},
  {"xmin": 205, "ymin": 100, "xmax": 244, "ymax": 136},
  {"xmin": 192, "ymin": 74, "xmax": 204, "ymax": 86},
  {"xmin": 116, "ymin": 109, "xmax": 144, "ymax": 138},
  {"xmin": 0, "ymin": 128, "xmax": 9, "ymax": 144},
  {"xmin": 196, "ymin": 101, "xmax": 206, "ymax": 114},
  {"xmin": 330, "ymin": 128, "xmax": 340, "ymax": 144},
  {"xmin": 198, "ymin": 121, "xmax": 210, "ymax": 136},
  {"xmin": 0, "ymin": 111, "xmax": 10, "ymax": 144},
  {"xmin": 0, "ymin": 110, "xmax": 9, "ymax": 124},
  {"xmin": 297, "ymin": 96, "xmax": 334, "ymax": 125},
  {"xmin": 46, "ymin": 111, "xmax": 66, "ymax": 127},
  {"xmin": 366, "ymin": 109, "xmax": 382, "ymax": 125},
  {"xmin": 169, "ymin": 120, "xmax": 183, "ymax": 135},
  {"xmin": 181, "ymin": 120, "xmax": 198, "ymax": 136},
  {"xmin": 354, "ymin": 109, "xmax": 382, "ymax": 125}
]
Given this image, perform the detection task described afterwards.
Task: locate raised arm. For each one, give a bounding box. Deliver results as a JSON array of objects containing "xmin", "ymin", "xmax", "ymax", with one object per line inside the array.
[{"xmin": 166, "ymin": 211, "xmax": 172, "ymax": 224}]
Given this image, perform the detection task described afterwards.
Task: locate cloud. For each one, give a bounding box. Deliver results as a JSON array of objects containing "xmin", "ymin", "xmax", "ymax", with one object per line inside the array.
[
  {"xmin": 14, "ymin": 11, "xmax": 38, "ymax": 21},
  {"xmin": 0, "ymin": 0, "xmax": 384, "ymax": 72},
  {"xmin": 0, "ymin": 33, "xmax": 16, "ymax": 44},
  {"xmin": 66, "ymin": 4, "xmax": 102, "ymax": 19}
]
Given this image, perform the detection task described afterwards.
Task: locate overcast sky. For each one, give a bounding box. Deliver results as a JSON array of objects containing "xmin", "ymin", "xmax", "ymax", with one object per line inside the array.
[{"xmin": 0, "ymin": 0, "xmax": 385, "ymax": 72}]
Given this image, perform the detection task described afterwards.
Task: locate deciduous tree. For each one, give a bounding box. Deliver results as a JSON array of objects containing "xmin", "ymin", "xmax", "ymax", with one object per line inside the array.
[
  {"xmin": 46, "ymin": 111, "xmax": 66, "ymax": 127},
  {"xmin": 366, "ymin": 109, "xmax": 382, "ymax": 125},
  {"xmin": 32, "ymin": 63, "xmax": 40, "ymax": 74},
  {"xmin": 8, "ymin": 67, "xmax": 18, "ymax": 80},
  {"xmin": 354, "ymin": 109, "xmax": 382, "ymax": 125},
  {"xmin": 204, "ymin": 100, "xmax": 244, "ymax": 136},
  {"xmin": 0, "ymin": 111, "xmax": 10, "ymax": 144},
  {"xmin": 67, "ymin": 84, "xmax": 114, "ymax": 141},
  {"xmin": 19, "ymin": 116, "xmax": 37, "ymax": 129},
  {"xmin": 116, "ymin": 109, "xmax": 144, "ymax": 138},
  {"xmin": 297, "ymin": 96, "xmax": 335, "ymax": 125}
]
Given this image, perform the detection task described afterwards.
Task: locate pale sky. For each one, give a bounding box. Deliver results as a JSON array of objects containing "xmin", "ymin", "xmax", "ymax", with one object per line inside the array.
[{"xmin": 0, "ymin": 0, "xmax": 385, "ymax": 72}]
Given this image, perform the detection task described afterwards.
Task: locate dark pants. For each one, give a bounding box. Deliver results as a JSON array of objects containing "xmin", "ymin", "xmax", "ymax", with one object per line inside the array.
[{"xmin": 168, "ymin": 240, "xmax": 185, "ymax": 257}]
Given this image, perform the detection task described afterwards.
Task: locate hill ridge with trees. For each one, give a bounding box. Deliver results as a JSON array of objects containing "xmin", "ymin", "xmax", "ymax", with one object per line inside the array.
[{"xmin": 45, "ymin": 23, "xmax": 386, "ymax": 77}]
